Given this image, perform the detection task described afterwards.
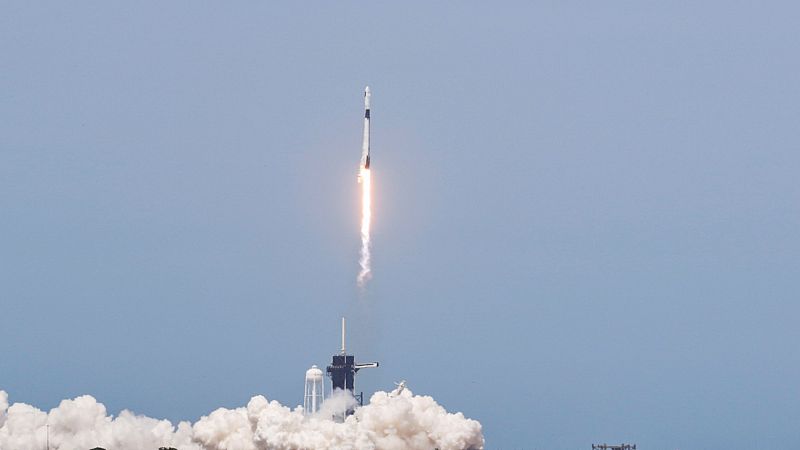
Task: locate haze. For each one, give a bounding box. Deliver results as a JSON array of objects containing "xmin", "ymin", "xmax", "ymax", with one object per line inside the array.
[{"xmin": 1, "ymin": 2, "xmax": 798, "ymax": 449}]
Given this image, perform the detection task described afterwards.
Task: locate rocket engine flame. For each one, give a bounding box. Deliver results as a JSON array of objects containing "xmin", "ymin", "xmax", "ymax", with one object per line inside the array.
[{"xmin": 357, "ymin": 167, "xmax": 372, "ymax": 290}]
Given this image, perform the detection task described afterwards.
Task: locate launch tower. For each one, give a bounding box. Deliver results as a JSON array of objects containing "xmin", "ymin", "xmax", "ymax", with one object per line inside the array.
[{"xmin": 326, "ymin": 318, "xmax": 378, "ymax": 407}]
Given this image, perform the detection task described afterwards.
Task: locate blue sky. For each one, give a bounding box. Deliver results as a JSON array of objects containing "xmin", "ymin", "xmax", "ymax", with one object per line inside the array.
[{"xmin": 1, "ymin": 2, "xmax": 798, "ymax": 449}]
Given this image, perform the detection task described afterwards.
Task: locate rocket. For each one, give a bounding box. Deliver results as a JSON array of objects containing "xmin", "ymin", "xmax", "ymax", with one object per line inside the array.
[{"xmin": 359, "ymin": 86, "xmax": 371, "ymax": 176}]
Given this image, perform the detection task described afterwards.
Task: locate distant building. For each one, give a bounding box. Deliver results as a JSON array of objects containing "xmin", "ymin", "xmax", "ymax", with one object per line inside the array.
[{"xmin": 592, "ymin": 444, "xmax": 636, "ymax": 450}]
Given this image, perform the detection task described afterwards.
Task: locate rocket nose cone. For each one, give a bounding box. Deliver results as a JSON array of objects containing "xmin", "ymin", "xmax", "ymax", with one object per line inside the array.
[{"xmin": 365, "ymin": 86, "xmax": 370, "ymax": 94}]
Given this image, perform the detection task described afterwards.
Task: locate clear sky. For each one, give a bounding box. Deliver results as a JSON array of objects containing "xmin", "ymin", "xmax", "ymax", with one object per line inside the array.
[{"xmin": 1, "ymin": 2, "xmax": 798, "ymax": 449}]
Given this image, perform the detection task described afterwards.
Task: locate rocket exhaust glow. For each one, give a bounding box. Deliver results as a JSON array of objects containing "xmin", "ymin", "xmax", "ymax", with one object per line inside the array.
[{"xmin": 357, "ymin": 86, "xmax": 372, "ymax": 290}]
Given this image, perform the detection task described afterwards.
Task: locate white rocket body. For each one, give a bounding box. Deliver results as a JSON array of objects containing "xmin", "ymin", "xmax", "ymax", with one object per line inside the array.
[{"xmin": 360, "ymin": 86, "xmax": 371, "ymax": 174}]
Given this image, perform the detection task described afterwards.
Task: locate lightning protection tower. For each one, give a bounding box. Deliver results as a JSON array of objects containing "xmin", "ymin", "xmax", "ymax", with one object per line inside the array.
[{"xmin": 304, "ymin": 365, "xmax": 324, "ymax": 415}]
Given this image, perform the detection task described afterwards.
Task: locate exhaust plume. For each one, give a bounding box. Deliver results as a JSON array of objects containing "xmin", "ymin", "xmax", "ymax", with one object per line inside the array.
[
  {"xmin": 0, "ymin": 386, "xmax": 483, "ymax": 450},
  {"xmin": 357, "ymin": 167, "xmax": 372, "ymax": 290}
]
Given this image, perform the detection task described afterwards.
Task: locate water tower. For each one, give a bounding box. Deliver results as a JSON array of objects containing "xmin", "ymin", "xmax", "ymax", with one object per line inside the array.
[{"xmin": 303, "ymin": 365, "xmax": 324, "ymax": 415}]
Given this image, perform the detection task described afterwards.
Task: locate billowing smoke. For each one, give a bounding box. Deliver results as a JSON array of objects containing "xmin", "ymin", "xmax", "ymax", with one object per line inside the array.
[
  {"xmin": 0, "ymin": 391, "xmax": 7, "ymax": 429},
  {"xmin": 0, "ymin": 390, "xmax": 198, "ymax": 449},
  {"xmin": 0, "ymin": 386, "xmax": 483, "ymax": 450}
]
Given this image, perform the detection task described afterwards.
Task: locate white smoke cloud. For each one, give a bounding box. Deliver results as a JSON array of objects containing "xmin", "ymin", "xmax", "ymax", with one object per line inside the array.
[
  {"xmin": 0, "ymin": 390, "xmax": 7, "ymax": 428},
  {"xmin": 314, "ymin": 388, "xmax": 358, "ymax": 421},
  {"xmin": 0, "ymin": 387, "xmax": 483, "ymax": 450},
  {"xmin": 0, "ymin": 391, "xmax": 199, "ymax": 450}
]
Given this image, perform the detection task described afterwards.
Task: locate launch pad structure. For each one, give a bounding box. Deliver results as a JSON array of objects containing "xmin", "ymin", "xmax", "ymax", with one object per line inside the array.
[{"xmin": 327, "ymin": 318, "xmax": 378, "ymax": 407}]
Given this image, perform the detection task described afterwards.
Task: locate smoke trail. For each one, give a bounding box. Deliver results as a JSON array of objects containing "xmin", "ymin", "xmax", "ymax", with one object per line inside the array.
[
  {"xmin": 0, "ymin": 386, "xmax": 484, "ymax": 450},
  {"xmin": 357, "ymin": 167, "xmax": 372, "ymax": 290}
]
